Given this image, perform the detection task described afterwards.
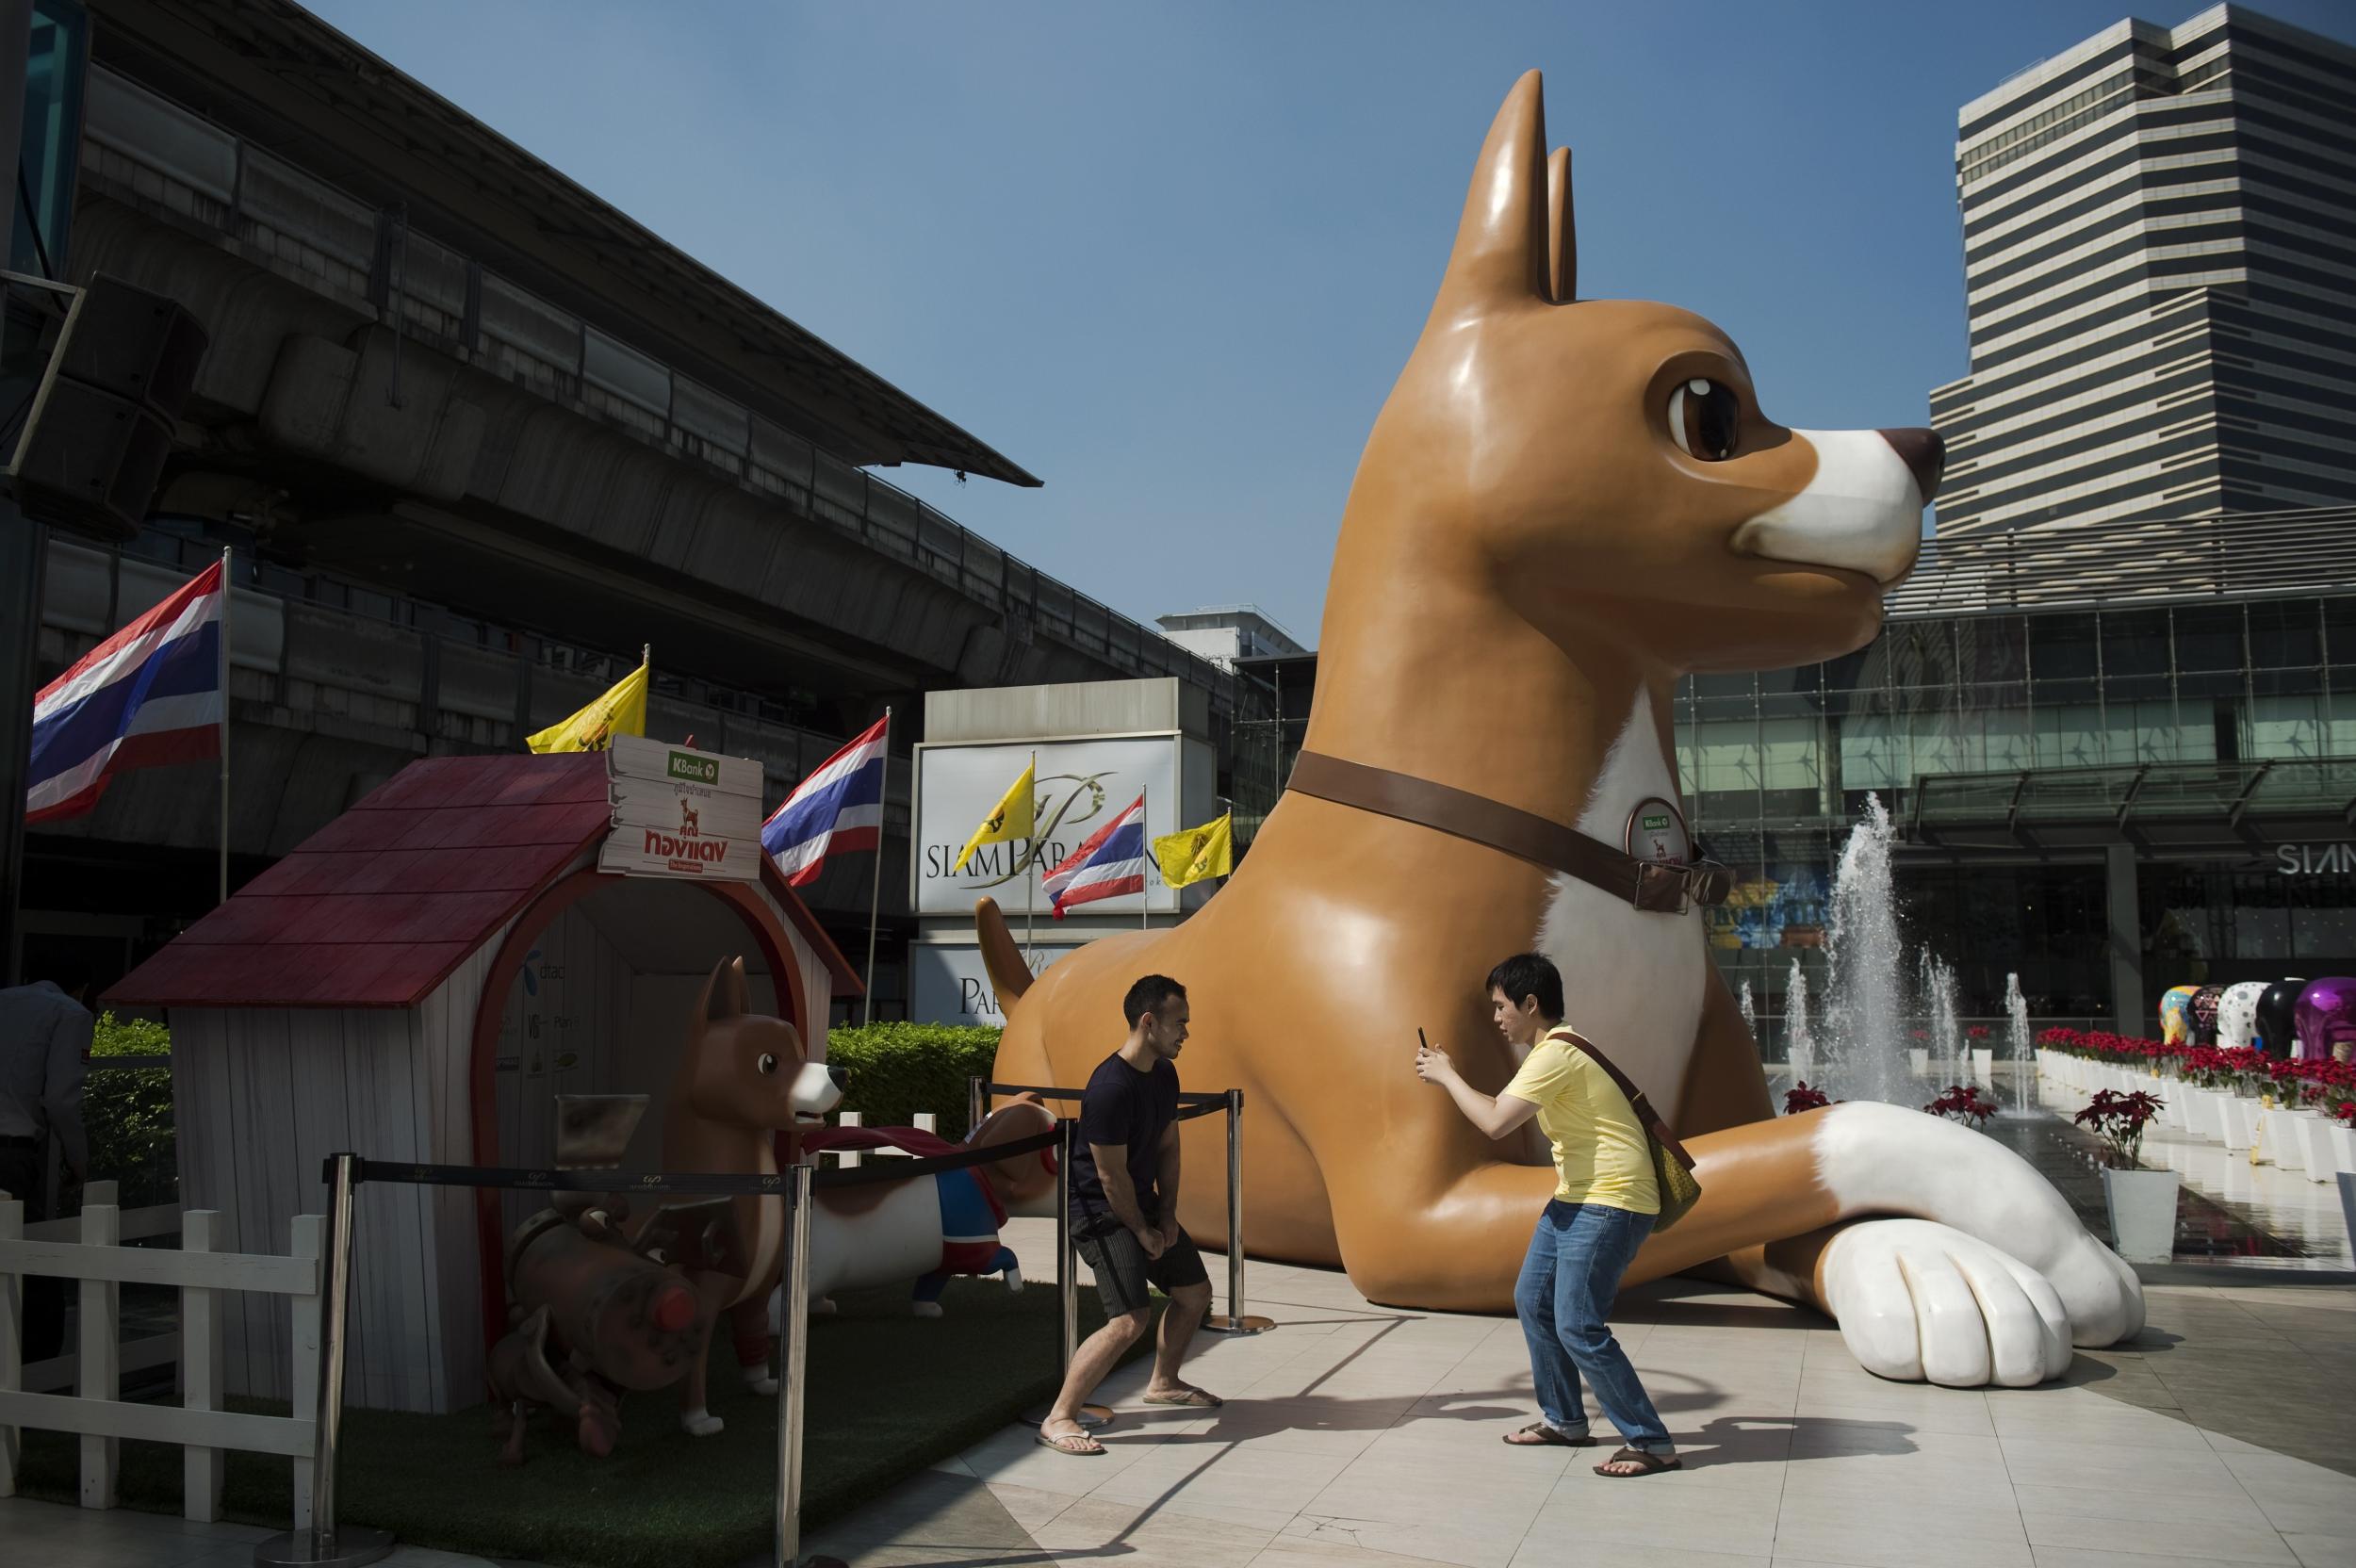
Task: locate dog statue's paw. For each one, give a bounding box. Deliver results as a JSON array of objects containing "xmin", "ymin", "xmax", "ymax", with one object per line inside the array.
[
  {"xmin": 741, "ymin": 1366, "xmax": 779, "ymax": 1396},
  {"xmin": 911, "ymin": 1299, "xmax": 944, "ymax": 1319},
  {"xmin": 1815, "ymin": 1102, "xmax": 2145, "ymax": 1350},
  {"xmin": 679, "ymin": 1407, "xmax": 725, "ymax": 1438},
  {"xmin": 1004, "ymin": 1263, "xmax": 1023, "ymax": 1293},
  {"xmin": 1821, "ymin": 1218, "xmax": 2072, "ymax": 1386}
]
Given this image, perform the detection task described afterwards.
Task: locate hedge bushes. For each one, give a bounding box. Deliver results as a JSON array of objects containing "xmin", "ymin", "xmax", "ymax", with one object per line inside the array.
[
  {"xmin": 824, "ymin": 1022, "xmax": 1003, "ymax": 1136},
  {"xmin": 73, "ymin": 1017, "xmax": 1003, "ymax": 1198},
  {"xmin": 87, "ymin": 1012, "xmax": 177, "ymax": 1208}
]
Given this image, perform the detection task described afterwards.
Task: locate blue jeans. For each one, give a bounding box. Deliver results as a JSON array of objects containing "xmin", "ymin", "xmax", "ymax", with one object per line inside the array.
[{"xmin": 1515, "ymin": 1200, "xmax": 1671, "ymax": 1451}]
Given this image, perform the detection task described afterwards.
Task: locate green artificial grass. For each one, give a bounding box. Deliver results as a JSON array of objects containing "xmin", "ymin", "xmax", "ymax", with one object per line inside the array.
[{"xmin": 15, "ymin": 1279, "xmax": 1156, "ymax": 1568}]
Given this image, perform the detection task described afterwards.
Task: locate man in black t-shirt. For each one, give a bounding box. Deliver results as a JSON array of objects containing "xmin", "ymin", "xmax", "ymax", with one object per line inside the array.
[{"xmin": 1038, "ymin": 974, "xmax": 1219, "ymax": 1455}]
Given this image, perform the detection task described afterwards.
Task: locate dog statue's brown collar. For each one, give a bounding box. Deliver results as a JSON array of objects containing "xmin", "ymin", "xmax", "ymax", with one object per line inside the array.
[{"xmin": 1284, "ymin": 751, "xmax": 1732, "ymax": 914}]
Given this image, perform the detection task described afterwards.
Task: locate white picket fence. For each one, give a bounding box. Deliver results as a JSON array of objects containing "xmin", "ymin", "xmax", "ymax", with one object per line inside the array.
[{"xmin": 0, "ymin": 1179, "xmax": 325, "ymax": 1526}]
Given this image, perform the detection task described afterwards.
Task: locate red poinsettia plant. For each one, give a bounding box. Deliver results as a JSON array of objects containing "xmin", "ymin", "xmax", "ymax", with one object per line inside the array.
[
  {"xmin": 1924, "ymin": 1084, "xmax": 2000, "ymax": 1126},
  {"xmin": 2075, "ymin": 1088, "xmax": 2164, "ymax": 1166},
  {"xmin": 1784, "ymin": 1083, "xmax": 1834, "ymax": 1115},
  {"xmin": 1966, "ymin": 1025, "xmax": 1990, "ymax": 1040}
]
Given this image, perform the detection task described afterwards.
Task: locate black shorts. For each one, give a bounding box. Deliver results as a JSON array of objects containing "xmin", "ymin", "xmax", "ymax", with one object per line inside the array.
[{"xmin": 1074, "ymin": 1223, "xmax": 1210, "ymax": 1318}]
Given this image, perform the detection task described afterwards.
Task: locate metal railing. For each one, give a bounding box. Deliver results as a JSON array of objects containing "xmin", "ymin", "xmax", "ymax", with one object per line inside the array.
[
  {"xmin": 1888, "ymin": 505, "xmax": 2356, "ymax": 620},
  {"xmin": 76, "ymin": 63, "xmax": 1241, "ymax": 721}
]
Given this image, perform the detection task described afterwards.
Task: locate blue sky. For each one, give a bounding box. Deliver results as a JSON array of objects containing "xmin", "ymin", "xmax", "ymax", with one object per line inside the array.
[{"xmin": 306, "ymin": 1, "xmax": 2354, "ymax": 646}]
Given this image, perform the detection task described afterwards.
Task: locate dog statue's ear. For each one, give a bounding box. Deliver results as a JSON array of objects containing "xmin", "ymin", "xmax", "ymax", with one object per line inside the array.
[
  {"xmin": 1546, "ymin": 146, "xmax": 1577, "ymax": 304},
  {"xmin": 1428, "ymin": 69, "xmax": 1551, "ymax": 329},
  {"xmin": 700, "ymin": 956, "xmax": 749, "ymax": 1023}
]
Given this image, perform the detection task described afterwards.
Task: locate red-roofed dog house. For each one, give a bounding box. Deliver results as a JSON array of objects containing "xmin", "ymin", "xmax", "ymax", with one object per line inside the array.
[{"xmin": 107, "ymin": 752, "xmax": 860, "ymax": 1413}]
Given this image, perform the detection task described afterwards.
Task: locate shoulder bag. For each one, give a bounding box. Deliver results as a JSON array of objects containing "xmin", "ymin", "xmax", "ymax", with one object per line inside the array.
[{"xmin": 1545, "ymin": 1028, "xmax": 1703, "ymax": 1233}]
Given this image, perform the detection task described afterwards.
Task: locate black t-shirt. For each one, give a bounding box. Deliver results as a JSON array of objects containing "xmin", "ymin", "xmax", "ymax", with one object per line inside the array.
[{"xmin": 1069, "ymin": 1050, "xmax": 1179, "ymax": 1235}]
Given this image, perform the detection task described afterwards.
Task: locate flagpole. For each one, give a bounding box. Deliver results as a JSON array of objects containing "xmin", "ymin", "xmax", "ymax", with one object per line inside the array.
[
  {"xmin": 1024, "ymin": 750, "xmax": 1036, "ymax": 965},
  {"xmin": 861, "ymin": 709, "xmax": 892, "ymax": 1027},
  {"xmin": 218, "ymin": 546, "xmax": 231, "ymax": 906},
  {"xmin": 1140, "ymin": 785, "xmax": 1151, "ymax": 933}
]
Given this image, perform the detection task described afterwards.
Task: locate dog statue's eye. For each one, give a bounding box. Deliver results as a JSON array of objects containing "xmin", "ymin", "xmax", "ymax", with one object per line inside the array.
[
  {"xmin": 1666, "ymin": 378, "xmax": 1742, "ymax": 462},
  {"xmin": 757, "ymin": 1053, "xmax": 777, "ymax": 1076}
]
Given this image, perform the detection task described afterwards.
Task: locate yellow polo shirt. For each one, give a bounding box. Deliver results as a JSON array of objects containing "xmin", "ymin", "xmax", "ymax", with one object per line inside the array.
[{"xmin": 1501, "ymin": 1028, "xmax": 1659, "ymax": 1215}]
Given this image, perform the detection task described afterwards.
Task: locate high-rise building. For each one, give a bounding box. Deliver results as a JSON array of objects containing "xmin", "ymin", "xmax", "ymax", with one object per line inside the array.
[{"xmin": 1930, "ymin": 6, "xmax": 2356, "ymax": 538}]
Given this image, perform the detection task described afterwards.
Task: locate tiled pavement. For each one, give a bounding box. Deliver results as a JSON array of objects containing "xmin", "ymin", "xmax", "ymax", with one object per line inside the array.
[{"xmin": 5, "ymin": 1222, "xmax": 2351, "ymax": 1568}]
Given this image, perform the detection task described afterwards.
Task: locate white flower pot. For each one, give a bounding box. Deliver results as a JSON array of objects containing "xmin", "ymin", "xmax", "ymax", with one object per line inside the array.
[
  {"xmin": 2297, "ymin": 1116, "xmax": 2340, "ymax": 1184},
  {"xmin": 2220, "ymin": 1096, "xmax": 2259, "ymax": 1152},
  {"xmin": 1972, "ymin": 1049, "xmax": 1995, "ymax": 1083},
  {"xmin": 1907, "ymin": 1048, "xmax": 1929, "ymax": 1076},
  {"xmin": 2340, "ymin": 1173, "xmax": 2356, "ymax": 1253},
  {"xmin": 2331, "ymin": 1122, "xmax": 2356, "ymax": 1178},
  {"xmin": 2258, "ymin": 1109, "xmax": 2305, "ymax": 1170},
  {"xmin": 2102, "ymin": 1168, "xmax": 2180, "ymax": 1265}
]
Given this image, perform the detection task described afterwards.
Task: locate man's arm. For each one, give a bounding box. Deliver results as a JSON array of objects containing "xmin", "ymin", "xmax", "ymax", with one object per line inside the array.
[
  {"xmin": 1089, "ymin": 1144, "xmax": 1165, "ymax": 1257},
  {"xmin": 1153, "ymin": 1121, "xmax": 1181, "ymax": 1244},
  {"xmin": 44, "ymin": 1001, "xmax": 91, "ymax": 1179},
  {"xmin": 1415, "ymin": 1045, "xmax": 1541, "ymax": 1140}
]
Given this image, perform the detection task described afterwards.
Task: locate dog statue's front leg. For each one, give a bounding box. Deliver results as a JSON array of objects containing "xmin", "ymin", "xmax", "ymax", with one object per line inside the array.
[{"xmin": 1696, "ymin": 1103, "xmax": 2143, "ymax": 1380}]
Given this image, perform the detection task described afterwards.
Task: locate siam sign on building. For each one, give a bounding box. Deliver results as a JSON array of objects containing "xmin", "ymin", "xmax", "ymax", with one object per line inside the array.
[{"xmin": 909, "ymin": 735, "xmax": 1186, "ymax": 917}]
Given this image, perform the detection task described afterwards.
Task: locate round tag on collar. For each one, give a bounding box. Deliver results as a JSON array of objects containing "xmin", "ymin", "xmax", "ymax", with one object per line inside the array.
[{"xmin": 1626, "ymin": 797, "xmax": 1691, "ymax": 864}]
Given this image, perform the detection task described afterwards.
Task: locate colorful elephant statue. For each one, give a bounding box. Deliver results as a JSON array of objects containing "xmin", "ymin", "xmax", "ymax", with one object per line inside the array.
[
  {"xmin": 2256, "ymin": 978, "xmax": 2308, "ymax": 1056},
  {"xmin": 2293, "ymin": 977, "xmax": 2356, "ymax": 1063},
  {"xmin": 2159, "ymin": 985, "xmax": 2200, "ymax": 1046},
  {"xmin": 2215, "ymin": 982, "xmax": 2267, "ymax": 1053}
]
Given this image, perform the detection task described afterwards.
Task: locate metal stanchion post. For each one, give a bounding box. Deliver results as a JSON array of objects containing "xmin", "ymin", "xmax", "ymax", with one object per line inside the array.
[
  {"xmin": 1023, "ymin": 1117, "xmax": 1107, "ymax": 1429},
  {"xmin": 777, "ymin": 1164, "xmax": 843, "ymax": 1568},
  {"xmin": 969, "ymin": 1075, "xmax": 986, "ymax": 1137},
  {"xmin": 1204, "ymin": 1090, "xmax": 1273, "ymax": 1334},
  {"xmin": 255, "ymin": 1154, "xmax": 392, "ymax": 1568}
]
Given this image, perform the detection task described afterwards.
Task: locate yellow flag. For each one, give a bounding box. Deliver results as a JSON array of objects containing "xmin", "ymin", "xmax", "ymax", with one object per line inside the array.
[
  {"xmin": 952, "ymin": 759, "xmax": 1036, "ymax": 873},
  {"xmin": 1153, "ymin": 811, "xmax": 1233, "ymax": 889},
  {"xmin": 527, "ymin": 658, "xmax": 648, "ymax": 754}
]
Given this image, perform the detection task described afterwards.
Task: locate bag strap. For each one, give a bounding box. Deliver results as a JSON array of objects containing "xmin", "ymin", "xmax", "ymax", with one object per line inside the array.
[{"xmin": 1547, "ymin": 1029, "xmax": 1697, "ymax": 1174}]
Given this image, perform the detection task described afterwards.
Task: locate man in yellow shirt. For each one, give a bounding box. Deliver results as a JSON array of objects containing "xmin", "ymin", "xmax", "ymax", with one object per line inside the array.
[{"xmin": 1415, "ymin": 953, "xmax": 1677, "ymax": 1476}]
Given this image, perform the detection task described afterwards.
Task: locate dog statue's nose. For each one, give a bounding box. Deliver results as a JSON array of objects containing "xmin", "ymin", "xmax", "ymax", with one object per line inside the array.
[
  {"xmin": 1877, "ymin": 427, "xmax": 1945, "ymax": 502},
  {"xmin": 827, "ymin": 1065, "xmax": 849, "ymax": 1090}
]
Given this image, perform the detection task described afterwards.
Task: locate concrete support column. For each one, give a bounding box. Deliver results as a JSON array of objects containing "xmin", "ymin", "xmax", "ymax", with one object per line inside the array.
[{"xmin": 2106, "ymin": 842, "xmax": 2144, "ymax": 1037}]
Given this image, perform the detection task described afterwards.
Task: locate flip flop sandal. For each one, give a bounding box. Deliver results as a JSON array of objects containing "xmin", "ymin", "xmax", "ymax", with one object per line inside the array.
[
  {"xmin": 1594, "ymin": 1446, "xmax": 1680, "ymax": 1476},
  {"xmin": 1503, "ymin": 1422, "xmax": 1595, "ymax": 1447},
  {"xmin": 1141, "ymin": 1387, "xmax": 1223, "ymax": 1408},
  {"xmin": 1036, "ymin": 1429, "xmax": 1106, "ymax": 1456}
]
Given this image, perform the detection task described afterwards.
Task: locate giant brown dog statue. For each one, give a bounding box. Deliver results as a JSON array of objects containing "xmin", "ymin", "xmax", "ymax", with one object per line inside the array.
[{"xmin": 981, "ymin": 72, "xmax": 2143, "ymax": 1387}]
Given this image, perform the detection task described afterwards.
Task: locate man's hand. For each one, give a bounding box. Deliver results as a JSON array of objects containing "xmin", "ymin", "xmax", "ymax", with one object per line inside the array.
[
  {"xmin": 1157, "ymin": 1220, "xmax": 1182, "ymax": 1254},
  {"xmin": 1414, "ymin": 1042, "xmax": 1458, "ymax": 1086},
  {"xmin": 1134, "ymin": 1225, "xmax": 1169, "ymax": 1261}
]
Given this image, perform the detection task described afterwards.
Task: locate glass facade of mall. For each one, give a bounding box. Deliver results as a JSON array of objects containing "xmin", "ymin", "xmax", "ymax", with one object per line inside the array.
[
  {"xmin": 1675, "ymin": 592, "xmax": 2356, "ymax": 1029},
  {"xmin": 1235, "ymin": 580, "xmax": 2356, "ymax": 1040}
]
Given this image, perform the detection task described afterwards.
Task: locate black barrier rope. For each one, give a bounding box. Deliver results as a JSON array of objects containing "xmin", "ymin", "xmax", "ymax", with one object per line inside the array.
[
  {"xmin": 331, "ymin": 1123, "xmax": 1071, "ymax": 1200},
  {"xmin": 986, "ymin": 1080, "xmax": 1233, "ymax": 1107},
  {"xmin": 335, "ymin": 1097, "xmax": 1227, "ymax": 1201},
  {"xmin": 808, "ymin": 1124, "xmax": 1061, "ymax": 1190}
]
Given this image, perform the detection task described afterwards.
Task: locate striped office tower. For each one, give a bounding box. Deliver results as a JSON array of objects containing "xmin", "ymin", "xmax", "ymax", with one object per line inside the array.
[{"xmin": 1930, "ymin": 6, "xmax": 2356, "ymax": 539}]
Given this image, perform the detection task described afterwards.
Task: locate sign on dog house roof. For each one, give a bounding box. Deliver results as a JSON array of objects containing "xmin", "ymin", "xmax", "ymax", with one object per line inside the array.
[{"xmin": 107, "ymin": 751, "xmax": 860, "ymax": 1009}]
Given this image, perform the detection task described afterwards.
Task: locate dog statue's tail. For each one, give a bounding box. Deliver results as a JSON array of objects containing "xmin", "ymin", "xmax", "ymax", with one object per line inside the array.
[{"xmin": 975, "ymin": 897, "xmax": 1033, "ymax": 1011}]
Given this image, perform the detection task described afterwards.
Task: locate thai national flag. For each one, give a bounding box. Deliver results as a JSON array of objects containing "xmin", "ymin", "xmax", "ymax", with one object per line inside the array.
[
  {"xmin": 27, "ymin": 560, "xmax": 226, "ymax": 824},
  {"xmin": 1042, "ymin": 793, "xmax": 1147, "ymax": 918},
  {"xmin": 763, "ymin": 714, "xmax": 890, "ymax": 886}
]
